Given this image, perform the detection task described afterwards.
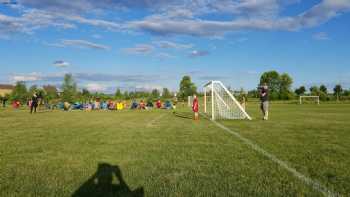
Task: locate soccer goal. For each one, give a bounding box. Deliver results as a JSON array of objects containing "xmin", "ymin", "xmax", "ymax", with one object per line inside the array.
[
  {"xmin": 299, "ymin": 96, "xmax": 320, "ymax": 105},
  {"xmin": 204, "ymin": 81, "xmax": 252, "ymax": 120}
]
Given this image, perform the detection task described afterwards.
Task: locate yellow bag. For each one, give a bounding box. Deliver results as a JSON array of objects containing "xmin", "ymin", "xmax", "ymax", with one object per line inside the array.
[{"xmin": 117, "ymin": 102, "xmax": 124, "ymax": 110}]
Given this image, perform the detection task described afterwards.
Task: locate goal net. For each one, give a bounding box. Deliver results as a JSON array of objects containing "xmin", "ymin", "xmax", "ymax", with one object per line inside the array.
[
  {"xmin": 299, "ymin": 96, "xmax": 320, "ymax": 105},
  {"xmin": 204, "ymin": 81, "xmax": 252, "ymax": 120}
]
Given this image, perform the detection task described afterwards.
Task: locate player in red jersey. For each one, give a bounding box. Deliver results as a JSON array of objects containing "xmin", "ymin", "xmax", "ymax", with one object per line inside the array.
[{"xmin": 192, "ymin": 95, "xmax": 199, "ymax": 120}]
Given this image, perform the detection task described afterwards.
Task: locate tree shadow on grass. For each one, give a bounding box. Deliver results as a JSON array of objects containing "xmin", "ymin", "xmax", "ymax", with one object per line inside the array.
[{"xmin": 72, "ymin": 163, "xmax": 144, "ymax": 197}]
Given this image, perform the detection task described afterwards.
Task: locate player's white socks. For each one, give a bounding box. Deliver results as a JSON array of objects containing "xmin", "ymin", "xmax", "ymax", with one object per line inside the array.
[{"xmin": 264, "ymin": 111, "xmax": 269, "ymax": 120}]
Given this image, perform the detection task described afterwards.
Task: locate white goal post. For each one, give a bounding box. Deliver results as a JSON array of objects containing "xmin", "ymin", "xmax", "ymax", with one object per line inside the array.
[
  {"xmin": 188, "ymin": 96, "xmax": 192, "ymax": 107},
  {"xmin": 204, "ymin": 81, "xmax": 252, "ymax": 120},
  {"xmin": 299, "ymin": 96, "xmax": 320, "ymax": 105}
]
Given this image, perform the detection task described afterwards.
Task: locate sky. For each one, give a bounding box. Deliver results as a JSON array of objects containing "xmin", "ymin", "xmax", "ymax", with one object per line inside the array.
[{"xmin": 0, "ymin": 0, "xmax": 350, "ymax": 93}]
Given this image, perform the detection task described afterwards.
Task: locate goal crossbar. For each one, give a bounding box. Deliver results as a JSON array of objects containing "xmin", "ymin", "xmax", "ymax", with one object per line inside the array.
[{"xmin": 299, "ymin": 96, "xmax": 320, "ymax": 105}]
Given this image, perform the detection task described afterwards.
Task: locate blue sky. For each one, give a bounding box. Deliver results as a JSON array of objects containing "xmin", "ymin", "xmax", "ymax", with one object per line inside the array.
[{"xmin": 0, "ymin": 0, "xmax": 350, "ymax": 93}]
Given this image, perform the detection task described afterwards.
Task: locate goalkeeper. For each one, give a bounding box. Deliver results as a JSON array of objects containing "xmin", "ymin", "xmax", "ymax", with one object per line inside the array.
[{"xmin": 260, "ymin": 83, "xmax": 269, "ymax": 120}]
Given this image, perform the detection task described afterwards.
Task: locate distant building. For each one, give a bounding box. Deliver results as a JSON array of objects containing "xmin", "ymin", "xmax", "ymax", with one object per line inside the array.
[{"xmin": 0, "ymin": 84, "xmax": 14, "ymax": 97}]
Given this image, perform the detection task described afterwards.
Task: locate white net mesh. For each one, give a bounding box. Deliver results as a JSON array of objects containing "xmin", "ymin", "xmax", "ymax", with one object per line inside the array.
[
  {"xmin": 299, "ymin": 96, "xmax": 320, "ymax": 105},
  {"xmin": 204, "ymin": 81, "xmax": 251, "ymax": 120}
]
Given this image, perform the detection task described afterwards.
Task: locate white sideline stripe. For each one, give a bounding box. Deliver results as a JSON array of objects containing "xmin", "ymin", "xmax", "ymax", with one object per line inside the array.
[
  {"xmin": 201, "ymin": 113, "xmax": 337, "ymax": 197},
  {"xmin": 146, "ymin": 113, "xmax": 166, "ymax": 127}
]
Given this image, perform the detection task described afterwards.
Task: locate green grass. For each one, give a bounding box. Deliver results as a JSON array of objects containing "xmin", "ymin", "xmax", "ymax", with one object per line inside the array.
[{"xmin": 0, "ymin": 103, "xmax": 349, "ymax": 196}]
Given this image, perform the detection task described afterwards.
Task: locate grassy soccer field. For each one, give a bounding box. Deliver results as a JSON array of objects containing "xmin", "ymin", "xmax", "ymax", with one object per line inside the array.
[{"xmin": 0, "ymin": 103, "xmax": 350, "ymax": 197}]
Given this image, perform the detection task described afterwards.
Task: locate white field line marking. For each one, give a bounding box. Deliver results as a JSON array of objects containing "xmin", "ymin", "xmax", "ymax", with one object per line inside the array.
[
  {"xmin": 201, "ymin": 113, "xmax": 338, "ymax": 197},
  {"xmin": 146, "ymin": 113, "xmax": 167, "ymax": 127}
]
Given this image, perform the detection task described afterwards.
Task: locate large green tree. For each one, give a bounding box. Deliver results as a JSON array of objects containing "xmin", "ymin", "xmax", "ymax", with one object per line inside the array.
[
  {"xmin": 247, "ymin": 89, "xmax": 259, "ymax": 98},
  {"xmin": 179, "ymin": 76, "xmax": 197, "ymax": 101},
  {"xmin": 10, "ymin": 81, "xmax": 28, "ymax": 103},
  {"xmin": 43, "ymin": 85, "xmax": 58, "ymax": 101},
  {"xmin": 151, "ymin": 89, "xmax": 160, "ymax": 99},
  {"xmin": 310, "ymin": 86, "xmax": 320, "ymax": 96},
  {"xmin": 259, "ymin": 71, "xmax": 280, "ymax": 100},
  {"xmin": 61, "ymin": 74, "xmax": 77, "ymax": 103},
  {"xmin": 259, "ymin": 71, "xmax": 294, "ymax": 100},
  {"xmin": 115, "ymin": 88, "xmax": 123, "ymax": 99},
  {"xmin": 162, "ymin": 88, "xmax": 171, "ymax": 99},
  {"xmin": 344, "ymin": 89, "xmax": 350, "ymax": 96},
  {"xmin": 123, "ymin": 91, "xmax": 130, "ymax": 100},
  {"xmin": 28, "ymin": 85, "xmax": 38, "ymax": 95},
  {"xmin": 318, "ymin": 85, "xmax": 329, "ymax": 101},
  {"xmin": 309, "ymin": 85, "xmax": 329, "ymax": 101},
  {"xmin": 295, "ymin": 86, "xmax": 306, "ymax": 96},
  {"xmin": 279, "ymin": 73, "xmax": 294, "ymax": 100},
  {"xmin": 320, "ymin": 85, "xmax": 328, "ymax": 94},
  {"xmin": 80, "ymin": 88, "xmax": 91, "ymax": 102},
  {"xmin": 260, "ymin": 70, "xmax": 280, "ymax": 90},
  {"xmin": 334, "ymin": 84, "xmax": 343, "ymax": 101}
]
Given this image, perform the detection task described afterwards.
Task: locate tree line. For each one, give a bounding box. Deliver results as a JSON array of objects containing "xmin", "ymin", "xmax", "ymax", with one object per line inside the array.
[
  {"xmin": 256, "ymin": 70, "xmax": 350, "ymax": 101},
  {"xmin": 2, "ymin": 74, "xmax": 186, "ymax": 104},
  {"xmin": 295, "ymin": 84, "xmax": 349, "ymax": 101},
  {"xmin": 1, "ymin": 72, "xmax": 349, "ymax": 104}
]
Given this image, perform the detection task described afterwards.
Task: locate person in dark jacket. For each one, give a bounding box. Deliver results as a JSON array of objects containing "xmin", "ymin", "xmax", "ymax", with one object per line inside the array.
[
  {"xmin": 260, "ymin": 83, "xmax": 269, "ymax": 120},
  {"xmin": 30, "ymin": 93, "xmax": 39, "ymax": 114}
]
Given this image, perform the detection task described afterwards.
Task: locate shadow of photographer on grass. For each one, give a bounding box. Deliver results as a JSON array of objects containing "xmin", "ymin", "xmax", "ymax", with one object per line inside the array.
[{"xmin": 72, "ymin": 163, "xmax": 144, "ymax": 197}]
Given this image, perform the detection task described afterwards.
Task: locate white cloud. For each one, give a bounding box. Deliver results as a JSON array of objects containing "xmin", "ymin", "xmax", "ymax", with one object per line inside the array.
[
  {"xmin": 86, "ymin": 83, "xmax": 107, "ymax": 92},
  {"xmin": 297, "ymin": 0, "xmax": 350, "ymax": 28},
  {"xmin": 128, "ymin": 17, "xmax": 276, "ymax": 37},
  {"xmin": 312, "ymin": 32, "xmax": 329, "ymax": 40},
  {"xmin": 92, "ymin": 34, "xmax": 102, "ymax": 39},
  {"xmin": 1, "ymin": 0, "xmax": 19, "ymax": 6},
  {"xmin": 17, "ymin": 0, "xmax": 180, "ymax": 13},
  {"xmin": 6, "ymin": 72, "xmax": 169, "ymax": 92},
  {"xmin": 0, "ymin": 9, "xmax": 120, "ymax": 37},
  {"xmin": 209, "ymin": 0, "xmax": 280, "ymax": 17},
  {"xmin": 11, "ymin": 72, "xmax": 41, "ymax": 82},
  {"xmin": 0, "ymin": 10, "xmax": 75, "ymax": 36},
  {"xmin": 60, "ymin": 39, "xmax": 110, "ymax": 50},
  {"xmin": 156, "ymin": 52, "xmax": 175, "ymax": 59},
  {"xmin": 0, "ymin": 0, "xmax": 349, "ymax": 39},
  {"xmin": 230, "ymin": 37, "xmax": 249, "ymax": 45},
  {"xmin": 153, "ymin": 40, "xmax": 193, "ymax": 49},
  {"xmin": 63, "ymin": 15, "xmax": 121, "ymax": 30},
  {"xmin": 123, "ymin": 44, "xmax": 154, "ymax": 54},
  {"xmin": 135, "ymin": 84, "xmax": 163, "ymax": 91},
  {"xmin": 53, "ymin": 60, "xmax": 70, "ymax": 67},
  {"xmin": 189, "ymin": 50, "xmax": 210, "ymax": 58},
  {"xmin": 128, "ymin": 0, "xmax": 350, "ymax": 37}
]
